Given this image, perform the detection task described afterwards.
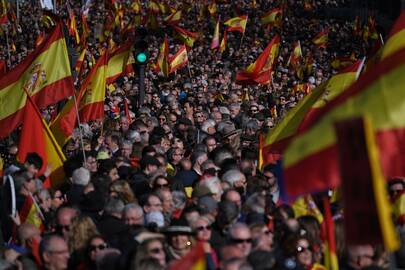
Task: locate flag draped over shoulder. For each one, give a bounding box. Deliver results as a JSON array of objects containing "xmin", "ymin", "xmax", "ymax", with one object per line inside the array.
[
  {"xmin": 0, "ymin": 23, "xmax": 74, "ymax": 139},
  {"xmin": 282, "ymin": 47, "xmax": 405, "ymax": 198},
  {"xmin": 79, "ymin": 53, "xmax": 108, "ymax": 123},
  {"xmin": 171, "ymin": 25, "xmax": 198, "ymax": 47},
  {"xmin": 266, "ymin": 60, "xmax": 361, "ymax": 155},
  {"xmin": 18, "ymin": 97, "xmax": 66, "ymax": 188},
  {"xmin": 170, "ymin": 45, "xmax": 188, "ymax": 73},
  {"xmin": 106, "ymin": 41, "xmax": 135, "ymax": 84},
  {"xmin": 167, "ymin": 243, "xmax": 205, "ymax": 270},
  {"xmin": 236, "ymin": 35, "xmax": 280, "ymax": 85},
  {"xmin": 224, "ymin": 15, "xmax": 248, "ymax": 34}
]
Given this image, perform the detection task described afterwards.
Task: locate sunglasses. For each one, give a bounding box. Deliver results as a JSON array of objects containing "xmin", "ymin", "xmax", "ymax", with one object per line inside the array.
[
  {"xmin": 231, "ymin": 238, "xmax": 252, "ymax": 244},
  {"xmin": 196, "ymin": 225, "xmax": 212, "ymax": 232},
  {"xmin": 296, "ymin": 245, "xmax": 312, "ymax": 254},
  {"xmin": 155, "ymin": 183, "xmax": 169, "ymax": 189},
  {"xmin": 90, "ymin": 243, "xmax": 108, "ymax": 252},
  {"xmin": 148, "ymin": 247, "xmax": 164, "ymax": 254},
  {"xmin": 56, "ymin": 225, "xmax": 70, "ymax": 232}
]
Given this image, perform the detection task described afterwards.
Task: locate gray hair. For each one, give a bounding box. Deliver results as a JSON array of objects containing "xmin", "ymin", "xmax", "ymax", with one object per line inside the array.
[
  {"xmin": 37, "ymin": 189, "xmax": 51, "ymax": 201},
  {"xmin": 229, "ymin": 222, "xmax": 251, "ymax": 238},
  {"xmin": 172, "ymin": 190, "xmax": 187, "ymax": 209},
  {"xmin": 201, "ymin": 159, "xmax": 216, "ymax": 172},
  {"xmin": 104, "ymin": 198, "xmax": 125, "ymax": 215},
  {"xmin": 221, "ymin": 169, "xmax": 244, "ymax": 187},
  {"xmin": 72, "ymin": 167, "xmax": 91, "ymax": 186},
  {"xmin": 124, "ymin": 203, "xmax": 143, "ymax": 216},
  {"xmin": 201, "ymin": 119, "xmax": 216, "ymax": 134},
  {"xmin": 214, "ymin": 148, "xmax": 233, "ymax": 167}
]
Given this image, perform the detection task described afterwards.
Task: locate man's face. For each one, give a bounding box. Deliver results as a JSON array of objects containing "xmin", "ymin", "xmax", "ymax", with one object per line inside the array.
[
  {"xmin": 85, "ymin": 157, "xmax": 98, "ymax": 173},
  {"xmin": 264, "ymin": 171, "xmax": 277, "ymax": 187},
  {"xmin": 145, "ymin": 195, "xmax": 163, "ymax": 213},
  {"xmin": 206, "ymin": 138, "xmax": 217, "ymax": 153},
  {"xmin": 161, "ymin": 190, "xmax": 174, "ymax": 214},
  {"xmin": 124, "ymin": 208, "xmax": 144, "ymax": 226},
  {"xmin": 230, "ymin": 227, "xmax": 252, "ymax": 257},
  {"xmin": 44, "ymin": 237, "xmax": 70, "ymax": 270},
  {"xmin": 26, "ymin": 164, "xmax": 39, "ymax": 178},
  {"xmin": 229, "ymin": 107, "xmax": 240, "ymax": 119},
  {"xmin": 121, "ymin": 144, "xmax": 132, "ymax": 158}
]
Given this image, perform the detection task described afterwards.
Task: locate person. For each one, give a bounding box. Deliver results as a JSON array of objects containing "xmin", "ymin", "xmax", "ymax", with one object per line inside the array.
[
  {"xmin": 55, "ymin": 207, "xmax": 79, "ymax": 241},
  {"xmin": 123, "ymin": 203, "xmax": 145, "ymax": 227},
  {"xmin": 228, "ymin": 223, "xmax": 252, "ymax": 257},
  {"xmin": 164, "ymin": 219, "xmax": 195, "ymax": 261},
  {"xmin": 77, "ymin": 235, "xmax": 109, "ymax": 270},
  {"xmin": 109, "ymin": 180, "xmax": 136, "ymax": 204},
  {"xmin": 132, "ymin": 234, "xmax": 167, "ymax": 268},
  {"xmin": 39, "ymin": 234, "xmax": 70, "ymax": 270}
]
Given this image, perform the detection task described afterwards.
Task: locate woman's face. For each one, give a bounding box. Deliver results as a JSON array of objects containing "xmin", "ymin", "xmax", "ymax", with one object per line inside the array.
[
  {"xmin": 295, "ymin": 238, "xmax": 312, "ymax": 267},
  {"xmin": 51, "ymin": 190, "xmax": 64, "ymax": 210},
  {"xmin": 146, "ymin": 240, "xmax": 166, "ymax": 267},
  {"xmin": 171, "ymin": 234, "xmax": 190, "ymax": 251},
  {"xmin": 194, "ymin": 219, "xmax": 211, "ymax": 242},
  {"xmin": 89, "ymin": 238, "xmax": 108, "ymax": 261}
]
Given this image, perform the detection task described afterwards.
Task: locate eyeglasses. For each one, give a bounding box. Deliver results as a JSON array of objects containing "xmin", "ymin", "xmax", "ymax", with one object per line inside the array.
[
  {"xmin": 148, "ymin": 247, "xmax": 164, "ymax": 254},
  {"xmin": 296, "ymin": 245, "xmax": 312, "ymax": 254},
  {"xmin": 196, "ymin": 225, "xmax": 212, "ymax": 232},
  {"xmin": 56, "ymin": 224, "xmax": 70, "ymax": 232},
  {"xmin": 159, "ymin": 118, "xmax": 166, "ymax": 121},
  {"xmin": 231, "ymin": 238, "xmax": 252, "ymax": 244},
  {"xmin": 89, "ymin": 243, "xmax": 108, "ymax": 252},
  {"xmin": 155, "ymin": 183, "xmax": 169, "ymax": 189}
]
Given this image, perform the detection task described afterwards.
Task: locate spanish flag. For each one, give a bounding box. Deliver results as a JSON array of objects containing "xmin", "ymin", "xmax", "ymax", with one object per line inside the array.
[
  {"xmin": 164, "ymin": 10, "xmax": 182, "ymax": 25},
  {"xmin": 353, "ymin": 15, "xmax": 362, "ymax": 37},
  {"xmin": 287, "ymin": 41, "xmax": 302, "ymax": 68},
  {"xmin": 148, "ymin": 0, "xmax": 160, "ymax": 14},
  {"xmin": 321, "ymin": 198, "xmax": 339, "ymax": 270},
  {"xmin": 267, "ymin": 60, "xmax": 361, "ymax": 154},
  {"xmin": 219, "ymin": 30, "xmax": 227, "ymax": 53},
  {"xmin": 208, "ymin": 1, "xmax": 218, "ymax": 17},
  {"xmin": 0, "ymin": 23, "xmax": 73, "ymax": 139},
  {"xmin": 155, "ymin": 36, "xmax": 170, "ymax": 77},
  {"xmin": 130, "ymin": 0, "xmax": 141, "ymax": 13},
  {"xmin": 381, "ymin": 11, "xmax": 405, "ymax": 60},
  {"xmin": 312, "ymin": 29, "xmax": 328, "ymax": 48},
  {"xmin": 260, "ymin": 8, "xmax": 282, "ymax": 28},
  {"xmin": 167, "ymin": 243, "xmax": 205, "ymax": 270},
  {"xmin": 292, "ymin": 194, "xmax": 323, "ymax": 224},
  {"xmin": 236, "ymin": 35, "xmax": 280, "ymax": 85},
  {"xmin": 75, "ymin": 47, "xmax": 87, "ymax": 74},
  {"xmin": 282, "ymin": 47, "xmax": 405, "ymax": 198},
  {"xmin": 330, "ymin": 52, "xmax": 357, "ymax": 70},
  {"xmin": 211, "ymin": 19, "xmax": 220, "ymax": 50},
  {"xmin": 224, "ymin": 15, "xmax": 248, "ymax": 34},
  {"xmin": 392, "ymin": 191, "xmax": 405, "ymax": 226},
  {"xmin": 0, "ymin": 0, "xmax": 8, "ymax": 24},
  {"xmin": 106, "ymin": 41, "xmax": 135, "ymax": 84},
  {"xmin": 18, "ymin": 96, "xmax": 66, "ymax": 188},
  {"xmin": 19, "ymin": 194, "xmax": 44, "ymax": 231},
  {"xmin": 79, "ymin": 53, "xmax": 108, "ymax": 122},
  {"xmin": 67, "ymin": 3, "xmax": 80, "ymax": 44},
  {"xmin": 170, "ymin": 45, "xmax": 188, "ymax": 73},
  {"xmin": 171, "ymin": 25, "xmax": 198, "ymax": 47}
]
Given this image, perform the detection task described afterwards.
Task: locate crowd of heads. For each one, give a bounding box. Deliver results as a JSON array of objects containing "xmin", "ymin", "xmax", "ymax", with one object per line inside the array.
[{"xmin": 1, "ymin": 0, "xmax": 404, "ymax": 269}]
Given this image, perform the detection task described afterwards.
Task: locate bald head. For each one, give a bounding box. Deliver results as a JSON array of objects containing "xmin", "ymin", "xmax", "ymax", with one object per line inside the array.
[{"xmin": 18, "ymin": 223, "xmax": 42, "ymax": 248}]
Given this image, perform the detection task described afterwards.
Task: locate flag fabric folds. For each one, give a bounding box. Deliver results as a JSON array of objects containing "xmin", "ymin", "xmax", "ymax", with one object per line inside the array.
[
  {"xmin": 312, "ymin": 29, "xmax": 328, "ymax": 48},
  {"xmin": 0, "ymin": 23, "xmax": 74, "ymax": 139},
  {"xmin": 164, "ymin": 10, "xmax": 181, "ymax": 25},
  {"xmin": 236, "ymin": 35, "xmax": 280, "ymax": 85},
  {"xmin": 171, "ymin": 25, "xmax": 198, "ymax": 47},
  {"xmin": 170, "ymin": 45, "xmax": 188, "ymax": 73},
  {"xmin": 106, "ymin": 41, "xmax": 135, "ymax": 84},
  {"xmin": 282, "ymin": 47, "xmax": 405, "ymax": 198},
  {"xmin": 219, "ymin": 30, "xmax": 227, "ymax": 53},
  {"xmin": 260, "ymin": 8, "xmax": 282, "ymax": 28},
  {"xmin": 18, "ymin": 97, "xmax": 66, "ymax": 188},
  {"xmin": 224, "ymin": 15, "xmax": 248, "ymax": 34},
  {"xmin": 19, "ymin": 194, "xmax": 44, "ymax": 231},
  {"xmin": 321, "ymin": 198, "xmax": 339, "ymax": 270},
  {"xmin": 381, "ymin": 11, "xmax": 405, "ymax": 60},
  {"xmin": 79, "ymin": 53, "xmax": 108, "ymax": 123},
  {"xmin": 167, "ymin": 242, "xmax": 205, "ymax": 270},
  {"xmin": 211, "ymin": 19, "xmax": 220, "ymax": 50}
]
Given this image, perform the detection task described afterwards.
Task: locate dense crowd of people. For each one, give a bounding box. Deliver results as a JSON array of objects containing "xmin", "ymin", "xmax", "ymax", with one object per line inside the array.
[{"xmin": 0, "ymin": 0, "xmax": 404, "ymax": 269}]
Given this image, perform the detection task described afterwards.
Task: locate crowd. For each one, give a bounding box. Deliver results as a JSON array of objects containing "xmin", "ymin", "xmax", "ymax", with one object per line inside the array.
[{"xmin": 0, "ymin": 0, "xmax": 404, "ymax": 269}]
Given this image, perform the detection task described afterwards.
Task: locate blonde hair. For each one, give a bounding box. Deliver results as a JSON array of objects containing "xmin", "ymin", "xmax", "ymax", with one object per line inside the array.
[
  {"xmin": 110, "ymin": 180, "xmax": 137, "ymax": 204},
  {"xmin": 68, "ymin": 215, "xmax": 99, "ymax": 253}
]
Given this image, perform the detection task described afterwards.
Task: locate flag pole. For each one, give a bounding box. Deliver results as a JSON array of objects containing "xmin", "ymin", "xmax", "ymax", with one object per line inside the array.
[{"xmin": 72, "ymin": 93, "xmax": 87, "ymax": 166}]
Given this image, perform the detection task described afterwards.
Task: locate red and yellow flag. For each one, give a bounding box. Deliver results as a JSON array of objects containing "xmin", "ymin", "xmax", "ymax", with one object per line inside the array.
[
  {"xmin": 0, "ymin": 0, "xmax": 8, "ymax": 24},
  {"xmin": 0, "ymin": 23, "xmax": 74, "ymax": 139},
  {"xmin": 282, "ymin": 47, "xmax": 405, "ymax": 199},
  {"xmin": 219, "ymin": 30, "xmax": 227, "ymax": 53},
  {"xmin": 265, "ymin": 60, "xmax": 362, "ymax": 154},
  {"xmin": 148, "ymin": 0, "xmax": 160, "ymax": 14},
  {"xmin": 224, "ymin": 15, "xmax": 248, "ymax": 34},
  {"xmin": 67, "ymin": 3, "xmax": 80, "ymax": 44},
  {"xmin": 392, "ymin": 191, "xmax": 405, "ymax": 226},
  {"xmin": 260, "ymin": 8, "xmax": 282, "ymax": 28},
  {"xmin": 169, "ymin": 45, "xmax": 188, "ymax": 73},
  {"xmin": 330, "ymin": 52, "xmax": 357, "ymax": 70},
  {"xmin": 171, "ymin": 25, "xmax": 198, "ymax": 47},
  {"xmin": 208, "ymin": 1, "xmax": 217, "ymax": 17},
  {"xmin": 106, "ymin": 41, "xmax": 135, "ymax": 84},
  {"xmin": 75, "ymin": 47, "xmax": 87, "ymax": 74},
  {"xmin": 236, "ymin": 35, "xmax": 280, "ymax": 85},
  {"xmin": 321, "ymin": 198, "xmax": 339, "ymax": 270},
  {"xmin": 164, "ymin": 10, "xmax": 182, "ymax": 25},
  {"xmin": 19, "ymin": 195, "xmax": 44, "ymax": 231},
  {"xmin": 287, "ymin": 41, "xmax": 302, "ymax": 68},
  {"xmin": 381, "ymin": 11, "xmax": 405, "ymax": 60},
  {"xmin": 312, "ymin": 29, "xmax": 328, "ymax": 48},
  {"xmin": 79, "ymin": 53, "xmax": 108, "ymax": 122},
  {"xmin": 18, "ymin": 97, "xmax": 66, "ymax": 188},
  {"xmin": 211, "ymin": 19, "xmax": 220, "ymax": 50},
  {"xmin": 167, "ymin": 243, "xmax": 205, "ymax": 270},
  {"xmin": 155, "ymin": 36, "xmax": 170, "ymax": 77}
]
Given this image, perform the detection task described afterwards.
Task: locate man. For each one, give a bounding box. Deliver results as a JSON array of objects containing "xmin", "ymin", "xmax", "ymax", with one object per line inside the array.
[
  {"xmin": 156, "ymin": 189, "xmax": 174, "ymax": 225},
  {"xmin": 205, "ymin": 136, "xmax": 217, "ymax": 153},
  {"xmin": 221, "ymin": 169, "xmax": 247, "ymax": 196},
  {"xmin": 119, "ymin": 140, "xmax": 133, "ymax": 160},
  {"xmin": 55, "ymin": 207, "xmax": 79, "ymax": 240},
  {"xmin": 130, "ymin": 155, "xmax": 161, "ymax": 198},
  {"xmin": 143, "ymin": 193, "xmax": 163, "ymax": 214},
  {"xmin": 228, "ymin": 223, "xmax": 252, "ymax": 257},
  {"xmin": 123, "ymin": 203, "xmax": 144, "ymax": 226},
  {"xmin": 39, "ymin": 234, "xmax": 70, "ymax": 270},
  {"xmin": 262, "ymin": 164, "xmax": 281, "ymax": 205},
  {"xmin": 83, "ymin": 151, "xmax": 98, "ymax": 174},
  {"xmin": 66, "ymin": 167, "xmax": 90, "ymax": 206},
  {"xmin": 341, "ymin": 245, "xmax": 375, "ymax": 270}
]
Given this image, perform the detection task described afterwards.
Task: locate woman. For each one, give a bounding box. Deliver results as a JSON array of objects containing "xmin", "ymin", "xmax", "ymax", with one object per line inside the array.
[
  {"xmin": 109, "ymin": 180, "xmax": 137, "ymax": 204},
  {"xmin": 191, "ymin": 216, "xmax": 219, "ymax": 270},
  {"xmin": 282, "ymin": 234, "xmax": 326, "ymax": 270},
  {"xmin": 164, "ymin": 219, "xmax": 195, "ymax": 262},
  {"xmin": 77, "ymin": 235, "xmax": 109, "ymax": 270},
  {"xmin": 67, "ymin": 215, "xmax": 100, "ymax": 269},
  {"xmin": 133, "ymin": 235, "xmax": 167, "ymax": 268}
]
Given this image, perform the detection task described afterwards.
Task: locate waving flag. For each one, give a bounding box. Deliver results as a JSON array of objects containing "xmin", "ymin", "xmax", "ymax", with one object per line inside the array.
[
  {"xmin": 211, "ymin": 19, "xmax": 220, "ymax": 50},
  {"xmin": 282, "ymin": 47, "xmax": 405, "ymax": 198},
  {"xmin": 164, "ymin": 10, "xmax": 181, "ymax": 25},
  {"xmin": 224, "ymin": 15, "xmax": 248, "ymax": 34},
  {"xmin": 171, "ymin": 25, "xmax": 198, "ymax": 47},
  {"xmin": 312, "ymin": 29, "xmax": 328, "ymax": 48},
  {"xmin": 0, "ymin": 23, "xmax": 73, "ymax": 139},
  {"xmin": 287, "ymin": 41, "xmax": 302, "ymax": 68},
  {"xmin": 155, "ymin": 36, "xmax": 170, "ymax": 77},
  {"xmin": 67, "ymin": 3, "xmax": 80, "ymax": 44},
  {"xmin": 219, "ymin": 31, "xmax": 227, "ymax": 53},
  {"xmin": 106, "ymin": 41, "xmax": 135, "ymax": 84},
  {"xmin": 170, "ymin": 45, "xmax": 188, "ymax": 73},
  {"xmin": 381, "ymin": 11, "xmax": 405, "ymax": 60},
  {"xmin": 261, "ymin": 8, "xmax": 282, "ymax": 28},
  {"xmin": 236, "ymin": 35, "xmax": 280, "ymax": 85},
  {"xmin": 0, "ymin": 0, "xmax": 8, "ymax": 24},
  {"xmin": 208, "ymin": 1, "xmax": 217, "ymax": 16}
]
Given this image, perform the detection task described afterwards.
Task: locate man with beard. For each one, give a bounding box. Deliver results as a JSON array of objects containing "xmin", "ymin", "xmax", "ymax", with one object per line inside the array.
[{"xmin": 262, "ymin": 164, "xmax": 282, "ymax": 205}]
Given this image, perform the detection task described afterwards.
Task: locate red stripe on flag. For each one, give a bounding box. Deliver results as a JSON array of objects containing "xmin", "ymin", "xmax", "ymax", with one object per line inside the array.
[{"xmin": 80, "ymin": 101, "xmax": 105, "ymax": 122}]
